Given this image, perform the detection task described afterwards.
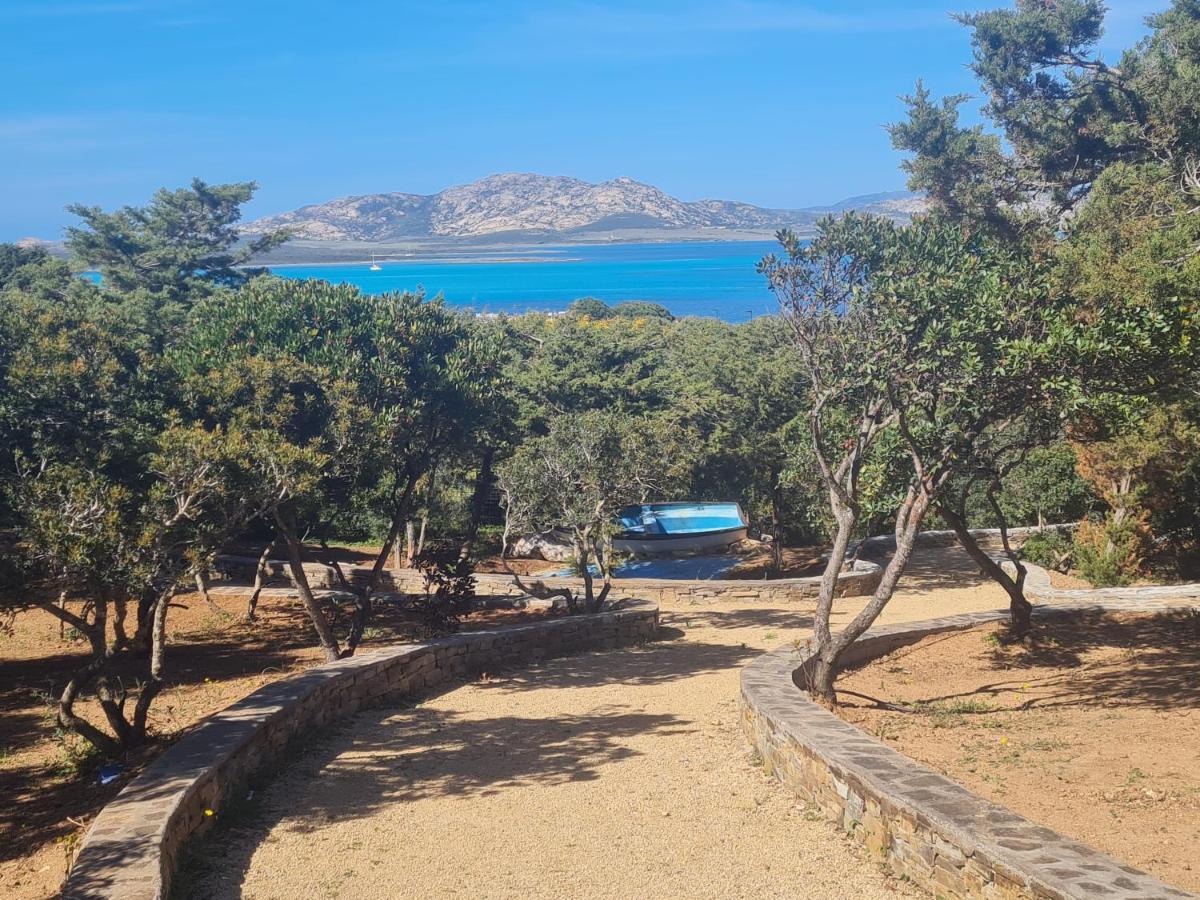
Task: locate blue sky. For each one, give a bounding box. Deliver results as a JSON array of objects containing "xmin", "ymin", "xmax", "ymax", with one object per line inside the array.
[{"xmin": 0, "ymin": 0, "xmax": 1167, "ymax": 240}]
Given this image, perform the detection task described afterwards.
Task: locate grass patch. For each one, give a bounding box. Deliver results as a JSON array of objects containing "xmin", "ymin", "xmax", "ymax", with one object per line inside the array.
[{"xmin": 908, "ymin": 698, "xmax": 998, "ymax": 728}]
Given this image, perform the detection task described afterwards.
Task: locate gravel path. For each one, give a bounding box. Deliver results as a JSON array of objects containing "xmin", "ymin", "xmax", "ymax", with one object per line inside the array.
[{"xmin": 183, "ymin": 547, "xmax": 1009, "ymax": 899}]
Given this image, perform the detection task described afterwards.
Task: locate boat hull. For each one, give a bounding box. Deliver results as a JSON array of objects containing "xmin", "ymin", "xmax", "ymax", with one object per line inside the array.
[
  {"xmin": 614, "ymin": 525, "xmax": 748, "ymax": 556},
  {"xmin": 614, "ymin": 502, "xmax": 748, "ymax": 556}
]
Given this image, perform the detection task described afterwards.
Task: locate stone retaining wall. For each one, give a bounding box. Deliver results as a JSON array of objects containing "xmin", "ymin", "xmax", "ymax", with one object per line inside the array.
[
  {"xmin": 741, "ymin": 603, "xmax": 1198, "ymax": 900},
  {"xmin": 215, "ymin": 554, "xmax": 883, "ymax": 606},
  {"xmin": 65, "ymin": 602, "xmax": 659, "ymax": 900},
  {"xmin": 374, "ymin": 560, "xmax": 883, "ymax": 605},
  {"xmin": 1020, "ymin": 560, "xmax": 1200, "ymax": 607},
  {"xmin": 862, "ymin": 524, "xmax": 1074, "ymax": 554}
]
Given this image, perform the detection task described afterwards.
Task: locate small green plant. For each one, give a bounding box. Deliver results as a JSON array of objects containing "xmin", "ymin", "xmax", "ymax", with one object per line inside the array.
[
  {"xmin": 1126, "ymin": 767, "xmax": 1147, "ymax": 785},
  {"xmin": 410, "ymin": 544, "xmax": 478, "ymax": 637},
  {"xmin": 910, "ymin": 698, "xmax": 996, "ymax": 729},
  {"xmin": 50, "ymin": 726, "xmax": 103, "ymax": 778},
  {"xmin": 1020, "ymin": 529, "xmax": 1072, "ymax": 571}
]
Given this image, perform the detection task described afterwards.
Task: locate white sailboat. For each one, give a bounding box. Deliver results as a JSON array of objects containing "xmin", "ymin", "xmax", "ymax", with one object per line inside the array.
[{"xmin": 369, "ymin": 253, "xmax": 382, "ymax": 271}]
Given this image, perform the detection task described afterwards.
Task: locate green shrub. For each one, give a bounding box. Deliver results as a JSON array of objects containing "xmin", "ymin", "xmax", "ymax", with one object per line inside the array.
[
  {"xmin": 1020, "ymin": 529, "xmax": 1071, "ymax": 570},
  {"xmin": 1073, "ymin": 516, "xmax": 1146, "ymax": 587}
]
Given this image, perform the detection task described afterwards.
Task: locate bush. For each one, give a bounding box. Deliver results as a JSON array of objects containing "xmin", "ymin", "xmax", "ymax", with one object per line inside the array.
[
  {"xmin": 1020, "ymin": 529, "xmax": 1072, "ymax": 571},
  {"xmin": 410, "ymin": 544, "xmax": 477, "ymax": 636},
  {"xmin": 1072, "ymin": 516, "xmax": 1147, "ymax": 588}
]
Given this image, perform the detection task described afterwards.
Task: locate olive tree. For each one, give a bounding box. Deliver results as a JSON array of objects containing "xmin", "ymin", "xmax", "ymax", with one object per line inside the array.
[
  {"xmin": 497, "ymin": 411, "xmax": 668, "ymax": 613},
  {"xmin": 0, "ymin": 288, "xmax": 268, "ymax": 756},
  {"xmin": 760, "ymin": 214, "xmax": 1070, "ymax": 701}
]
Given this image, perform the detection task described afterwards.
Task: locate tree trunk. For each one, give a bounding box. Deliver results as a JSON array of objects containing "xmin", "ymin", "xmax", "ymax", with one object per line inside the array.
[
  {"xmin": 404, "ymin": 520, "xmax": 416, "ymax": 567},
  {"xmin": 770, "ymin": 480, "xmax": 785, "ymax": 574},
  {"xmin": 51, "ymin": 603, "xmax": 124, "ymax": 757},
  {"xmin": 416, "ymin": 515, "xmax": 428, "ymax": 560},
  {"xmin": 275, "ymin": 509, "xmax": 341, "ymax": 662},
  {"xmin": 940, "ymin": 504, "xmax": 1033, "ymax": 636},
  {"xmin": 365, "ymin": 472, "xmax": 418, "ymax": 593},
  {"xmin": 132, "ymin": 587, "xmax": 174, "ymax": 741},
  {"xmin": 195, "ymin": 566, "xmax": 219, "ymax": 614},
  {"xmin": 574, "ymin": 534, "xmax": 590, "ymax": 614},
  {"xmin": 245, "ymin": 540, "xmax": 275, "ymax": 622},
  {"xmin": 459, "ymin": 447, "xmax": 495, "ymax": 562},
  {"xmin": 809, "ymin": 488, "xmax": 934, "ymax": 703}
]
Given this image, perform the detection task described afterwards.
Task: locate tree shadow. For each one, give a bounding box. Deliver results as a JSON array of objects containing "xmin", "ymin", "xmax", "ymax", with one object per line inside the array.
[
  {"xmin": 178, "ymin": 702, "xmax": 689, "ymax": 899},
  {"xmin": 861, "ymin": 543, "xmax": 995, "ymax": 592},
  {"xmin": 660, "ymin": 608, "xmax": 814, "ymax": 632},
  {"xmin": 472, "ymin": 634, "xmax": 763, "ymax": 696},
  {"xmin": 848, "ymin": 610, "xmax": 1200, "ymax": 714}
]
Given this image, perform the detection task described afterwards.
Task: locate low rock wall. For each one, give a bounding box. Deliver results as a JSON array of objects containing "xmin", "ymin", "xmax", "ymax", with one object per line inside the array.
[
  {"xmin": 741, "ymin": 602, "xmax": 1197, "ymax": 900},
  {"xmin": 375, "ymin": 560, "xmax": 883, "ymax": 605},
  {"xmin": 862, "ymin": 524, "xmax": 1074, "ymax": 554},
  {"xmin": 214, "ymin": 554, "xmax": 884, "ymax": 606},
  {"xmin": 65, "ymin": 602, "xmax": 659, "ymax": 900}
]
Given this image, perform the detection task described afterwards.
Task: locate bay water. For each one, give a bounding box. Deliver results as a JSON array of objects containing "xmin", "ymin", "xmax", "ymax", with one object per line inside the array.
[{"xmin": 270, "ymin": 240, "xmax": 781, "ymax": 323}]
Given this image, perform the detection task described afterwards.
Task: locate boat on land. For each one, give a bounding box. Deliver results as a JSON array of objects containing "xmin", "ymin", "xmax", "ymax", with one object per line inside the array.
[{"xmin": 613, "ymin": 502, "xmax": 748, "ymax": 555}]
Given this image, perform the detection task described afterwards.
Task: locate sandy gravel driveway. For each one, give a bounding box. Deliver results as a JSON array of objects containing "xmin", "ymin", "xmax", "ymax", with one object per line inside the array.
[{"xmin": 182, "ymin": 548, "xmax": 1007, "ymax": 899}]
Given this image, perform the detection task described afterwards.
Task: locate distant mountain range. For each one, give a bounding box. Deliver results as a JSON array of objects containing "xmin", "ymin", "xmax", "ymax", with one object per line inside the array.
[{"xmin": 241, "ymin": 173, "xmax": 924, "ymax": 243}]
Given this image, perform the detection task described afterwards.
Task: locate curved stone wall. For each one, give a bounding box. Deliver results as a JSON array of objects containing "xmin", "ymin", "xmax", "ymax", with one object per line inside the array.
[
  {"xmin": 740, "ymin": 604, "xmax": 1197, "ymax": 900},
  {"xmin": 1020, "ymin": 561, "xmax": 1200, "ymax": 607},
  {"xmin": 65, "ymin": 602, "xmax": 659, "ymax": 900},
  {"xmin": 216, "ymin": 554, "xmax": 884, "ymax": 605}
]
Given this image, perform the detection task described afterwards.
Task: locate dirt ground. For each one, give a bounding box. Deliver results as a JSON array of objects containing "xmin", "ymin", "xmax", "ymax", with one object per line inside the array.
[
  {"xmin": 0, "ymin": 589, "xmax": 560, "ymax": 900},
  {"xmin": 5, "ymin": 545, "xmax": 1115, "ymax": 899},
  {"xmin": 717, "ymin": 543, "xmax": 825, "ymax": 580},
  {"xmin": 176, "ymin": 547, "xmax": 1015, "ymax": 900},
  {"xmin": 837, "ymin": 611, "xmax": 1200, "ymax": 893}
]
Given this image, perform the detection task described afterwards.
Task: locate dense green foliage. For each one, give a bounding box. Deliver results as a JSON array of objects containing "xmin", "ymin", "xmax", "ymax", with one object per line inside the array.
[
  {"xmin": 5, "ymin": 0, "xmax": 1200, "ymax": 746},
  {"xmin": 893, "ymin": 0, "xmax": 1200, "ymax": 586}
]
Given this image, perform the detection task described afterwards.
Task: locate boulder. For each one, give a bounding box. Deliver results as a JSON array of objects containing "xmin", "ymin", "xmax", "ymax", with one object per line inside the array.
[{"xmin": 510, "ymin": 531, "xmax": 574, "ymax": 561}]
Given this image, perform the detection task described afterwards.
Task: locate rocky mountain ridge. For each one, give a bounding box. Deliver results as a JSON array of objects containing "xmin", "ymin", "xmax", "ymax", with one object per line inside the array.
[{"xmin": 242, "ymin": 173, "xmax": 923, "ymax": 242}]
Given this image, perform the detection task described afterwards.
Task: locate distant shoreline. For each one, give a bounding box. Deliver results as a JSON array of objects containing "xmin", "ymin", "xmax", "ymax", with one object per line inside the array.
[
  {"xmin": 245, "ymin": 229, "xmax": 791, "ymax": 267},
  {"xmin": 258, "ymin": 255, "xmax": 585, "ymax": 269}
]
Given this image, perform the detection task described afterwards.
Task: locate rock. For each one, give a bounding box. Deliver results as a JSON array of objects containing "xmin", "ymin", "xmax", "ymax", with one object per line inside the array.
[{"xmin": 510, "ymin": 531, "xmax": 574, "ymax": 561}]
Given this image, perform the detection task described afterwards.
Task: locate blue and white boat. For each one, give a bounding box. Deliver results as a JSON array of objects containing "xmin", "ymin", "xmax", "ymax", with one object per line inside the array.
[{"xmin": 613, "ymin": 502, "xmax": 748, "ymax": 555}]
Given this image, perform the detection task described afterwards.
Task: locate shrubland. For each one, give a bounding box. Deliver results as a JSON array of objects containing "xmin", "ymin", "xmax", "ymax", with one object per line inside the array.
[{"xmin": 3, "ymin": 1, "xmax": 1200, "ymax": 743}]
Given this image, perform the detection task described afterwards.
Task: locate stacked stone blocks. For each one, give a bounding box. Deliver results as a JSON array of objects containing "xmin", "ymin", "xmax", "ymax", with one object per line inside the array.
[{"xmin": 741, "ymin": 604, "xmax": 1197, "ymax": 900}]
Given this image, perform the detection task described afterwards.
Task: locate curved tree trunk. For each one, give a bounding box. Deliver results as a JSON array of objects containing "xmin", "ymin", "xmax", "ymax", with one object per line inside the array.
[
  {"xmin": 940, "ymin": 504, "xmax": 1033, "ymax": 635},
  {"xmin": 459, "ymin": 447, "xmax": 495, "ymax": 562},
  {"xmin": 132, "ymin": 586, "xmax": 175, "ymax": 741},
  {"xmin": 245, "ymin": 540, "xmax": 275, "ymax": 622},
  {"xmin": 275, "ymin": 508, "xmax": 341, "ymax": 662}
]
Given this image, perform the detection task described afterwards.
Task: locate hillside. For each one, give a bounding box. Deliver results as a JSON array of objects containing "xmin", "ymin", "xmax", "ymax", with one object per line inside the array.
[{"xmin": 241, "ymin": 174, "xmax": 922, "ymax": 242}]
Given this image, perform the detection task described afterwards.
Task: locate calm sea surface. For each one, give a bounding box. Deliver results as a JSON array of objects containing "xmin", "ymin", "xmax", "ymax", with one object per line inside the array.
[{"xmin": 270, "ymin": 240, "xmax": 781, "ymax": 322}]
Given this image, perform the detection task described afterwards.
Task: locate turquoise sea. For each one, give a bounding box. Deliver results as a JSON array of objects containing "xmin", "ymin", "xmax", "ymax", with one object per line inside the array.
[{"xmin": 270, "ymin": 240, "xmax": 781, "ymax": 323}]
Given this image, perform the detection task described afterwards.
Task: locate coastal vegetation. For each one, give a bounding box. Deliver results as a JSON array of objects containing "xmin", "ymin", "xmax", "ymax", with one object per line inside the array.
[{"xmin": 0, "ymin": 0, "xmax": 1197, "ymax": 754}]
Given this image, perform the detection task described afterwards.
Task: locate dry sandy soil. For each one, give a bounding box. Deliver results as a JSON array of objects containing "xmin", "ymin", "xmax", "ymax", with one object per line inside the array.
[
  {"xmin": 717, "ymin": 544, "xmax": 825, "ymax": 580},
  {"xmin": 837, "ymin": 611, "xmax": 1200, "ymax": 893},
  {"xmin": 177, "ymin": 548, "xmax": 1014, "ymax": 900},
  {"xmin": 0, "ymin": 590, "xmax": 560, "ymax": 899}
]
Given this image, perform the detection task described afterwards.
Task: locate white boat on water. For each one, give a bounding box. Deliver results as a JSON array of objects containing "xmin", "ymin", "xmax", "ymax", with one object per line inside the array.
[{"xmin": 369, "ymin": 254, "xmax": 382, "ymax": 271}]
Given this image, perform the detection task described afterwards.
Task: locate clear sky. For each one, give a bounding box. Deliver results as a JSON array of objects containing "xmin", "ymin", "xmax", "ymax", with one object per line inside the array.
[{"xmin": 0, "ymin": 0, "xmax": 1167, "ymax": 240}]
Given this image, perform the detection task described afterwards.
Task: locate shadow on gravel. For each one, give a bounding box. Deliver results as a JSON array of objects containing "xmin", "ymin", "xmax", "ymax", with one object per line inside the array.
[
  {"xmin": 176, "ymin": 701, "xmax": 690, "ymax": 899},
  {"xmin": 174, "ymin": 624, "xmax": 775, "ymax": 897},
  {"xmin": 661, "ymin": 608, "xmax": 814, "ymax": 632},
  {"xmin": 865, "ymin": 546, "xmax": 994, "ymax": 592}
]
